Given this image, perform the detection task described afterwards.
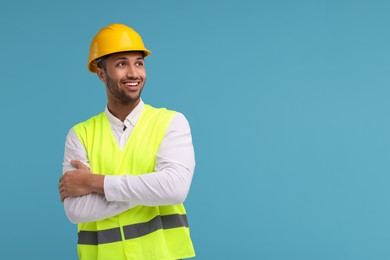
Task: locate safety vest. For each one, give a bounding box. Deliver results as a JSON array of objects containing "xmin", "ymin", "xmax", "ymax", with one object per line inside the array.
[{"xmin": 72, "ymin": 105, "xmax": 195, "ymax": 260}]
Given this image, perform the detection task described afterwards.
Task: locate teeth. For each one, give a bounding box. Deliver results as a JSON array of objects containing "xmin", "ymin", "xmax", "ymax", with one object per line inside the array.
[{"xmin": 125, "ymin": 82, "xmax": 138, "ymax": 86}]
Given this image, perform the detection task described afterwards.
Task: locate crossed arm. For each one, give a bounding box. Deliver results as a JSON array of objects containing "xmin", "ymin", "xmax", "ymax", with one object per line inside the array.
[
  {"xmin": 58, "ymin": 113, "xmax": 195, "ymax": 224},
  {"xmin": 59, "ymin": 160, "xmax": 104, "ymax": 201}
]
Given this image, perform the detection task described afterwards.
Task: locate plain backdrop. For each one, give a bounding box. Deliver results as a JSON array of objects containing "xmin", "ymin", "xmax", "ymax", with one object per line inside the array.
[{"xmin": 1, "ymin": 0, "xmax": 390, "ymax": 259}]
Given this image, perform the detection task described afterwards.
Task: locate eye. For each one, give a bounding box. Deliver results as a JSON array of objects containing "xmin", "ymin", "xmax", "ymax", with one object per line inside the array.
[
  {"xmin": 117, "ymin": 61, "xmax": 127, "ymax": 67},
  {"xmin": 135, "ymin": 61, "xmax": 144, "ymax": 67}
]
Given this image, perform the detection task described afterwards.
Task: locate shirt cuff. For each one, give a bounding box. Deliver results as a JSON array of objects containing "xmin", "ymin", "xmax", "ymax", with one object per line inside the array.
[{"xmin": 104, "ymin": 175, "xmax": 123, "ymax": 202}]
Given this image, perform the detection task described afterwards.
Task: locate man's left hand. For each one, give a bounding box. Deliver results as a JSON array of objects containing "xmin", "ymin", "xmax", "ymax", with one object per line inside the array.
[{"xmin": 58, "ymin": 160, "xmax": 94, "ymax": 202}]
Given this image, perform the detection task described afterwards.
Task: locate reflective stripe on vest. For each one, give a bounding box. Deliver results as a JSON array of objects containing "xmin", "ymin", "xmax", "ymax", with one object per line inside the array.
[{"xmin": 78, "ymin": 214, "xmax": 189, "ymax": 245}]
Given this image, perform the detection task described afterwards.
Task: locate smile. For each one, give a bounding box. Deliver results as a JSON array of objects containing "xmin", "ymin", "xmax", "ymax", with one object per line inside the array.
[{"xmin": 125, "ymin": 82, "xmax": 139, "ymax": 86}]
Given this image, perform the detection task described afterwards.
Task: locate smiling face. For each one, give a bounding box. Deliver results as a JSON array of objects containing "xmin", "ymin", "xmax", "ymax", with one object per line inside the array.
[{"xmin": 97, "ymin": 51, "xmax": 146, "ymax": 108}]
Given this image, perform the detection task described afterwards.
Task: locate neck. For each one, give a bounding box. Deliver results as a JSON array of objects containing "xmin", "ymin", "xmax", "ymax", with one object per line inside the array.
[{"xmin": 107, "ymin": 99, "xmax": 140, "ymax": 122}]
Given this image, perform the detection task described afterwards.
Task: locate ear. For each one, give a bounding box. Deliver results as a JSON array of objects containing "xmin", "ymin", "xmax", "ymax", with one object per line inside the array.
[{"xmin": 96, "ymin": 67, "xmax": 106, "ymax": 82}]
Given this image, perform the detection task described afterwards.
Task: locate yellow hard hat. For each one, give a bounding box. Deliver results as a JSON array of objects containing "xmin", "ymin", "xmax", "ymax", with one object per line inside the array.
[{"xmin": 88, "ymin": 24, "xmax": 151, "ymax": 73}]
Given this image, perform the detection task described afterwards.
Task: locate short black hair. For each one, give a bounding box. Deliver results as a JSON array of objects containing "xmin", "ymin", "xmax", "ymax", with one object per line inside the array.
[
  {"xmin": 96, "ymin": 51, "xmax": 146, "ymax": 71},
  {"xmin": 96, "ymin": 55, "xmax": 109, "ymax": 70}
]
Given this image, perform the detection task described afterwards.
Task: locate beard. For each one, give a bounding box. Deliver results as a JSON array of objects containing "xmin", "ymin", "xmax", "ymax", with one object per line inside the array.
[{"xmin": 106, "ymin": 74, "xmax": 145, "ymax": 105}]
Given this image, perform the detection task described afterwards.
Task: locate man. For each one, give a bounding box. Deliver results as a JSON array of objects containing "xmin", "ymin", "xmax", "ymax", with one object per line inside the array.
[{"xmin": 58, "ymin": 24, "xmax": 196, "ymax": 260}]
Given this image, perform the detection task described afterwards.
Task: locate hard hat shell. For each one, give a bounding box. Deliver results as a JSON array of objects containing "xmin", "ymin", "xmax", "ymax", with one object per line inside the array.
[{"xmin": 88, "ymin": 24, "xmax": 151, "ymax": 73}]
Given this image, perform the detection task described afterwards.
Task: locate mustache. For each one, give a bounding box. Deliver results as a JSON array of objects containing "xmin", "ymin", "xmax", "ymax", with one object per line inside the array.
[{"xmin": 123, "ymin": 76, "xmax": 142, "ymax": 80}]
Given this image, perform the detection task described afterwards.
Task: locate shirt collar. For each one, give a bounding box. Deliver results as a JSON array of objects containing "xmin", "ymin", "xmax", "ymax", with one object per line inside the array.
[{"xmin": 104, "ymin": 99, "xmax": 145, "ymax": 128}]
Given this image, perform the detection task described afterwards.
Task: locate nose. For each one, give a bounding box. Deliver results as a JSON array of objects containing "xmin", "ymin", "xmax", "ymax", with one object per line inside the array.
[{"xmin": 126, "ymin": 65, "xmax": 138, "ymax": 78}]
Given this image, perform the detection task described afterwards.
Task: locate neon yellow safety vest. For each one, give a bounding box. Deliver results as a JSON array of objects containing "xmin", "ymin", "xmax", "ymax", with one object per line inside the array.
[{"xmin": 72, "ymin": 105, "xmax": 195, "ymax": 260}]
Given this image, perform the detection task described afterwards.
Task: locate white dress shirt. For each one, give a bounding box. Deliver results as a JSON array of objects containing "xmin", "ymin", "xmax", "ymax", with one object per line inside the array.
[{"xmin": 62, "ymin": 100, "xmax": 195, "ymax": 224}]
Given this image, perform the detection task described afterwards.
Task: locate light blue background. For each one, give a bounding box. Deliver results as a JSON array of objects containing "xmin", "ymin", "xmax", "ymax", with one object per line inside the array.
[{"xmin": 1, "ymin": 0, "xmax": 390, "ymax": 259}]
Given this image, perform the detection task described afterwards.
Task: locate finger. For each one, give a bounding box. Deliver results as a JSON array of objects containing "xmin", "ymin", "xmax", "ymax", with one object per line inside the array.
[
  {"xmin": 70, "ymin": 160, "xmax": 81, "ymax": 168},
  {"xmin": 58, "ymin": 176, "xmax": 63, "ymax": 187},
  {"xmin": 60, "ymin": 192, "xmax": 68, "ymax": 203},
  {"xmin": 58, "ymin": 178, "xmax": 64, "ymax": 189},
  {"xmin": 59, "ymin": 184, "xmax": 66, "ymax": 193},
  {"xmin": 61, "ymin": 192, "xmax": 70, "ymax": 202},
  {"xmin": 71, "ymin": 160, "xmax": 88, "ymax": 170}
]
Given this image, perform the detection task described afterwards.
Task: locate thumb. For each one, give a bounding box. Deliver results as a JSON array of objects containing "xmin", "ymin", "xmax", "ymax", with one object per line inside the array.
[{"xmin": 71, "ymin": 160, "xmax": 88, "ymax": 170}]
